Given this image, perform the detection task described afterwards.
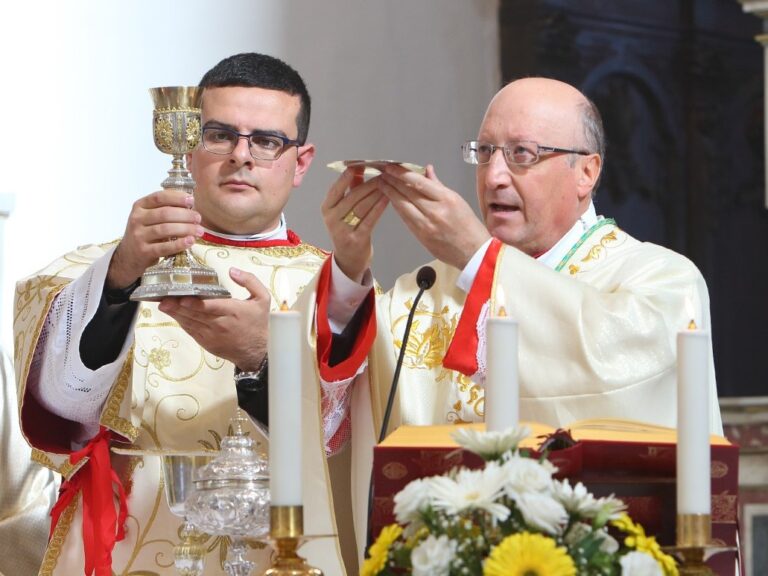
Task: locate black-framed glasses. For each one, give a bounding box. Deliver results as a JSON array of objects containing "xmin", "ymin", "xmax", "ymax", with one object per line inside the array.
[
  {"xmin": 201, "ymin": 126, "xmax": 301, "ymax": 161},
  {"xmin": 462, "ymin": 140, "xmax": 592, "ymax": 167}
]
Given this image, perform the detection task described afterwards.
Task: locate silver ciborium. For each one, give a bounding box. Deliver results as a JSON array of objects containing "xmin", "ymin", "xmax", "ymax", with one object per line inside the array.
[
  {"xmin": 185, "ymin": 409, "xmax": 271, "ymax": 576},
  {"xmin": 131, "ymin": 86, "xmax": 231, "ymax": 302},
  {"xmin": 161, "ymin": 452, "xmax": 216, "ymax": 576}
]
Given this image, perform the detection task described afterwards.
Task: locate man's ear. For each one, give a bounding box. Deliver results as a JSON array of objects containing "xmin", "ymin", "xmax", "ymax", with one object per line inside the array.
[
  {"xmin": 577, "ymin": 153, "xmax": 602, "ymax": 200},
  {"xmin": 292, "ymin": 143, "xmax": 316, "ymax": 188}
]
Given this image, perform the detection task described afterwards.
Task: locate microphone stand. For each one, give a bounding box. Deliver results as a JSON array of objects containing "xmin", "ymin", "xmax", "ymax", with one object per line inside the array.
[{"xmin": 366, "ymin": 266, "xmax": 435, "ymax": 549}]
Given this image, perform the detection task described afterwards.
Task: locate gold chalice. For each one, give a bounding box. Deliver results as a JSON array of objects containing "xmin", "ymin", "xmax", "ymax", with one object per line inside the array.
[{"xmin": 131, "ymin": 86, "xmax": 230, "ymax": 302}]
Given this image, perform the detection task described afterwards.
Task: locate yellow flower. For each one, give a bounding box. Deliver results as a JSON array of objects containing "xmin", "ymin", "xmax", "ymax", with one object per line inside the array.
[
  {"xmin": 361, "ymin": 524, "xmax": 403, "ymax": 576},
  {"xmin": 483, "ymin": 532, "xmax": 576, "ymax": 576},
  {"xmin": 611, "ymin": 514, "xmax": 679, "ymax": 576}
]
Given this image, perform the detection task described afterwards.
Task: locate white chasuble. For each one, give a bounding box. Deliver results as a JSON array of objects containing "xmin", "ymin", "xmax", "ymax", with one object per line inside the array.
[
  {"xmin": 365, "ymin": 220, "xmax": 722, "ymax": 438},
  {"xmin": 14, "ymin": 237, "xmax": 353, "ymax": 576}
]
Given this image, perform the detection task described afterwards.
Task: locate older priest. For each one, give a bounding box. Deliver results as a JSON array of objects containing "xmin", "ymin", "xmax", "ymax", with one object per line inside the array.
[
  {"xmin": 365, "ymin": 78, "xmax": 724, "ymax": 435},
  {"xmin": 337, "ymin": 81, "xmax": 725, "ymax": 559}
]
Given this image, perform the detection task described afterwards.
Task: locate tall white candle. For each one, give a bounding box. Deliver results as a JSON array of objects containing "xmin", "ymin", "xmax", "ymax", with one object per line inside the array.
[
  {"xmin": 485, "ymin": 287, "xmax": 519, "ymax": 432},
  {"xmin": 268, "ymin": 304, "xmax": 303, "ymax": 506},
  {"xmin": 676, "ymin": 322, "xmax": 711, "ymax": 515}
]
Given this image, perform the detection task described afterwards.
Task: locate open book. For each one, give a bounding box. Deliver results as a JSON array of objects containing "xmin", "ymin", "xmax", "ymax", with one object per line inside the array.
[{"xmin": 378, "ymin": 418, "xmax": 732, "ymax": 448}]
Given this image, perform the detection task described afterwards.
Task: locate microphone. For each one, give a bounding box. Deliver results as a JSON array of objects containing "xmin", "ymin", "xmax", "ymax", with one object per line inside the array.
[
  {"xmin": 367, "ymin": 265, "xmax": 436, "ymax": 549},
  {"xmin": 379, "ymin": 265, "xmax": 436, "ymax": 443}
]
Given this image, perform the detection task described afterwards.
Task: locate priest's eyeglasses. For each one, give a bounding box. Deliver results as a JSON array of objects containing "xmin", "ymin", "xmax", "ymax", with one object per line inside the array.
[
  {"xmin": 202, "ymin": 126, "xmax": 301, "ymax": 161},
  {"xmin": 462, "ymin": 140, "xmax": 592, "ymax": 167}
]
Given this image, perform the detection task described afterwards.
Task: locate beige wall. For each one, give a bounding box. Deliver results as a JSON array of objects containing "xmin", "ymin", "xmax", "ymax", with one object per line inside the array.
[{"xmin": 0, "ymin": 0, "xmax": 499, "ymax": 348}]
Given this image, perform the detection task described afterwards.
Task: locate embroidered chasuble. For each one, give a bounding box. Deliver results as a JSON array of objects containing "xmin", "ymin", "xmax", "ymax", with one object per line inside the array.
[
  {"xmin": 14, "ymin": 236, "xmax": 362, "ymax": 576},
  {"xmin": 360, "ymin": 220, "xmax": 722, "ymax": 454}
]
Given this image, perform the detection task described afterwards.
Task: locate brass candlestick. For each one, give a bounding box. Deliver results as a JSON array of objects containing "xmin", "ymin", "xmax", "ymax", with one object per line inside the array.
[
  {"xmin": 665, "ymin": 513, "xmax": 737, "ymax": 576},
  {"xmin": 674, "ymin": 513, "xmax": 714, "ymax": 576},
  {"xmin": 264, "ymin": 506, "xmax": 323, "ymax": 576},
  {"xmin": 131, "ymin": 86, "xmax": 230, "ymax": 302}
]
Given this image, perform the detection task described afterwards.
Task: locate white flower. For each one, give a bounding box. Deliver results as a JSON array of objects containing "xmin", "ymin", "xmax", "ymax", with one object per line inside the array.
[
  {"xmin": 595, "ymin": 495, "xmax": 628, "ymax": 522},
  {"xmin": 501, "ymin": 452, "xmax": 557, "ymax": 496},
  {"xmin": 620, "ymin": 551, "xmax": 663, "ymax": 576},
  {"xmin": 512, "ymin": 491, "xmax": 569, "ymax": 535},
  {"xmin": 394, "ymin": 478, "xmax": 433, "ymax": 524},
  {"xmin": 411, "ymin": 534, "xmax": 457, "ymax": 576},
  {"xmin": 451, "ymin": 426, "xmax": 531, "ymax": 459},
  {"xmin": 552, "ymin": 479, "xmax": 626, "ymax": 523},
  {"xmin": 565, "ymin": 522, "xmax": 619, "ymax": 554},
  {"xmin": 429, "ymin": 462, "xmax": 510, "ymax": 522}
]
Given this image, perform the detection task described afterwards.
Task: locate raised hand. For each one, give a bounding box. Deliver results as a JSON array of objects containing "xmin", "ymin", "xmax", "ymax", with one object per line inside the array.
[
  {"xmin": 378, "ymin": 164, "xmax": 490, "ymax": 269},
  {"xmin": 322, "ymin": 168, "xmax": 388, "ymax": 282},
  {"xmin": 107, "ymin": 189, "xmax": 205, "ymax": 289}
]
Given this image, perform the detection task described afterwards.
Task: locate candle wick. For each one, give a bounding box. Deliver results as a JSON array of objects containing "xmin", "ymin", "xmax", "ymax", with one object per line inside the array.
[
  {"xmin": 498, "ymin": 306, "xmax": 508, "ymax": 317},
  {"xmin": 688, "ymin": 319, "xmax": 697, "ymax": 330},
  {"xmin": 280, "ymin": 300, "xmax": 290, "ymax": 311}
]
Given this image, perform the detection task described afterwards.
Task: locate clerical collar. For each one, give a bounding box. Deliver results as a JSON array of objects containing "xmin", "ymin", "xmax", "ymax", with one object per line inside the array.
[
  {"xmin": 201, "ymin": 213, "xmax": 304, "ymax": 247},
  {"xmin": 537, "ymin": 202, "xmax": 598, "ymax": 269},
  {"xmin": 203, "ymin": 213, "xmax": 288, "ymax": 243}
]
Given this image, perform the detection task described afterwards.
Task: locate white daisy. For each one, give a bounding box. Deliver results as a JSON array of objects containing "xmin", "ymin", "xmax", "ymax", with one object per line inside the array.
[
  {"xmin": 429, "ymin": 462, "xmax": 510, "ymax": 523},
  {"xmin": 393, "ymin": 477, "xmax": 433, "ymax": 524},
  {"xmin": 450, "ymin": 426, "xmax": 531, "ymax": 460}
]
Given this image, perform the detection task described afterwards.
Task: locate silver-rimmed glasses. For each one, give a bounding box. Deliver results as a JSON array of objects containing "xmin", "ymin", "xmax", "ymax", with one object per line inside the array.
[{"xmin": 462, "ymin": 140, "xmax": 592, "ymax": 167}]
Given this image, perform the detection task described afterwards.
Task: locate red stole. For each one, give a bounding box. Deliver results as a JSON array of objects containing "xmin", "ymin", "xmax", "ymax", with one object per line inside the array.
[{"xmin": 442, "ymin": 238, "xmax": 503, "ymax": 375}]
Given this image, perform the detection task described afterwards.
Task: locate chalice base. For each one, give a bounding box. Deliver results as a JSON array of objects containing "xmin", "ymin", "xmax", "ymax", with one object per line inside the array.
[{"xmin": 131, "ymin": 249, "xmax": 231, "ymax": 302}]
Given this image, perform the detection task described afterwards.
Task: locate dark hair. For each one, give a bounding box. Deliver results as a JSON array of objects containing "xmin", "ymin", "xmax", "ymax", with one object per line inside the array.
[{"xmin": 199, "ymin": 52, "xmax": 311, "ymax": 144}]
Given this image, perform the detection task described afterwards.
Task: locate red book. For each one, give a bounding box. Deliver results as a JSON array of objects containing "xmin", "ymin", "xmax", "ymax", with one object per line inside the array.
[{"xmin": 371, "ymin": 420, "xmax": 738, "ymax": 575}]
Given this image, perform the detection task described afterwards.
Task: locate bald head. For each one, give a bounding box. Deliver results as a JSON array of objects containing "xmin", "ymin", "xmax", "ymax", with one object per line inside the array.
[
  {"xmin": 482, "ymin": 78, "xmax": 602, "ymax": 163},
  {"xmin": 474, "ymin": 77, "xmax": 604, "ymax": 256}
]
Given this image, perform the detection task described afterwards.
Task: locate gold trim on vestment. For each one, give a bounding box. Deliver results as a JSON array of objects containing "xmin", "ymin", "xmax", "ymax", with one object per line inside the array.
[
  {"xmin": 196, "ymin": 238, "xmax": 329, "ymax": 261},
  {"xmin": 101, "ymin": 347, "xmax": 139, "ymax": 441},
  {"xmin": 40, "ymin": 493, "xmax": 79, "ymax": 576}
]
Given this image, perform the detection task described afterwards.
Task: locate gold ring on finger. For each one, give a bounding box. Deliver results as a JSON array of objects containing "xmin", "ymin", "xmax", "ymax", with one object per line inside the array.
[{"xmin": 342, "ymin": 210, "xmax": 361, "ymax": 228}]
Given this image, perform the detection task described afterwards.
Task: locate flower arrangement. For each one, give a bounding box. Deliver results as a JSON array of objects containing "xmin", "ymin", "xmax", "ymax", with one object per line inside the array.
[{"xmin": 362, "ymin": 427, "xmax": 679, "ymax": 576}]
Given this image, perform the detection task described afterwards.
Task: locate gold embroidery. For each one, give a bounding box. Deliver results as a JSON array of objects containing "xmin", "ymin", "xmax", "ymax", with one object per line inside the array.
[
  {"xmin": 581, "ymin": 230, "xmax": 619, "ymax": 263},
  {"xmin": 712, "ymin": 492, "xmax": 738, "ymax": 523},
  {"xmin": 148, "ymin": 347, "xmax": 172, "ymax": 370},
  {"xmin": 393, "ymin": 302, "xmax": 458, "ymax": 381},
  {"xmin": 198, "ymin": 428, "xmax": 224, "ymax": 452},
  {"xmin": 197, "ymin": 239, "xmax": 329, "ymax": 260},
  {"xmin": 102, "ymin": 348, "xmax": 139, "ymax": 442},
  {"xmin": 30, "ymin": 448, "xmax": 77, "ymax": 477},
  {"xmin": 39, "ymin": 492, "xmax": 78, "ymax": 576},
  {"xmin": 455, "ymin": 374, "xmax": 485, "ymax": 419},
  {"xmin": 569, "ymin": 264, "xmax": 580, "ymax": 275}
]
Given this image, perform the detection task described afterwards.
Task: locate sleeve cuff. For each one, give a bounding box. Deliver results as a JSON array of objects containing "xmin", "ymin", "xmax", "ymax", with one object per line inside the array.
[
  {"xmin": 456, "ymin": 238, "xmax": 493, "ymax": 293},
  {"xmin": 328, "ymin": 255, "xmax": 373, "ymax": 333}
]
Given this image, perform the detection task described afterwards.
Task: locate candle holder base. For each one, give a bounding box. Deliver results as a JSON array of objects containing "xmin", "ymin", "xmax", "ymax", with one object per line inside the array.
[
  {"xmin": 662, "ymin": 514, "xmax": 736, "ymax": 576},
  {"xmin": 264, "ymin": 506, "xmax": 333, "ymax": 576},
  {"xmin": 262, "ymin": 537, "xmax": 323, "ymax": 576}
]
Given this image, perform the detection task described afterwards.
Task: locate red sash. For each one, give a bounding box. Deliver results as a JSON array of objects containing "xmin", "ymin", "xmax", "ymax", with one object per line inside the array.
[{"xmin": 49, "ymin": 427, "xmax": 127, "ymax": 576}]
